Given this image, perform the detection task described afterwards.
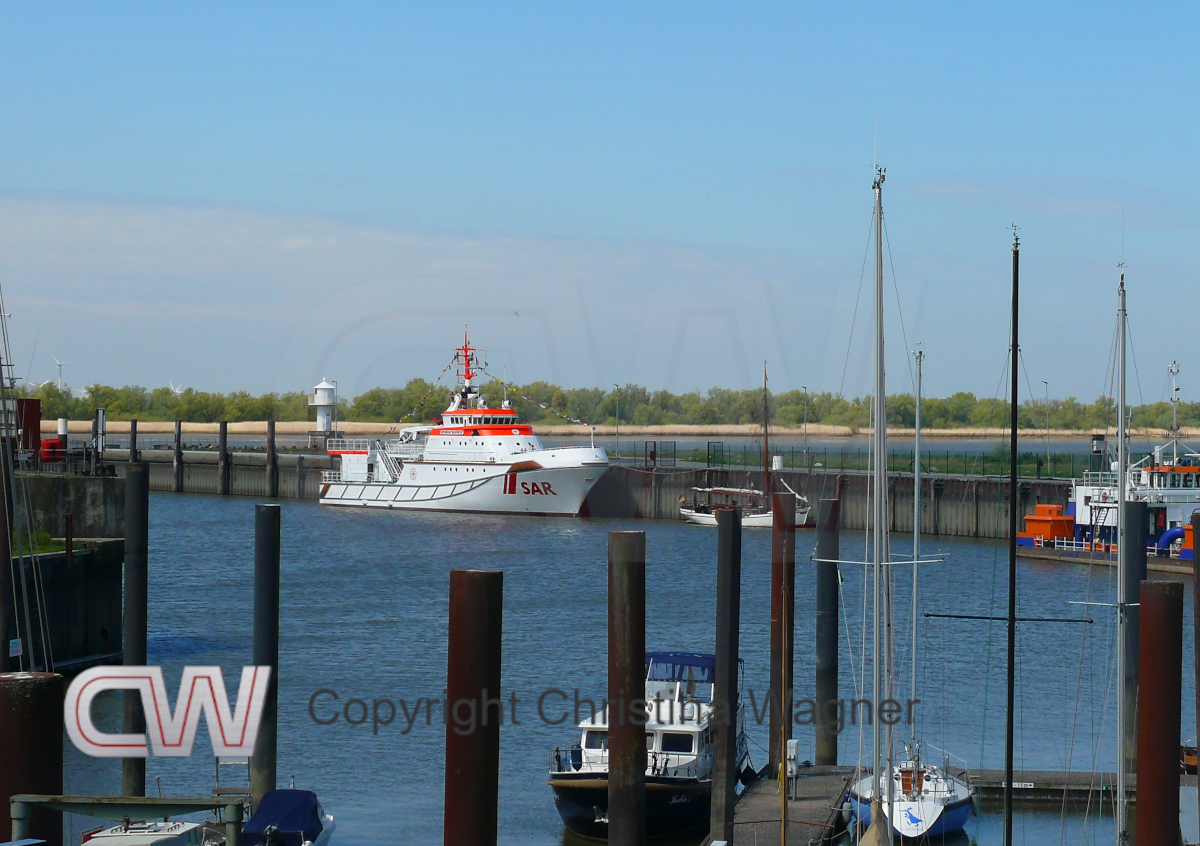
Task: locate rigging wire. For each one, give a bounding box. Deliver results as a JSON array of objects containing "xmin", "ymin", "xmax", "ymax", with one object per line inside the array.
[
  {"xmin": 838, "ymin": 211, "xmax": 878, "ymax": 398},
  {"xmin": 880, "ymin": 209, "xmax": 917, "ymax": 392}
]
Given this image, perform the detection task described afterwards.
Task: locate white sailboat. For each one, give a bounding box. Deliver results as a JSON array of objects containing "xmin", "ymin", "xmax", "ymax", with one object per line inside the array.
[{"xmin": 846, "ymin": 168, "xmax": 973, "ymax": 840}]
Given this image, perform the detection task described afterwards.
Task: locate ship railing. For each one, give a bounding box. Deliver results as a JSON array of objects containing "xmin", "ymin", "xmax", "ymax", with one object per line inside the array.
[
  {"xmin": 548, "ymin": 745, "xmax": 712, "ymax": 780},
  {"xmin": 321, "ymin": 470, "xmax": 341, "ymax": 483},
  {"xmin": 327, "ymin": 438, "xmax": 372, "ymax": 452},
  {"xmin": 648, "ymin": 751, "xmax": 712, "ymax": 780},
  {"xmin": 1081, "ymin": 471, "xmax": 1119, "ymax": 486},
  {"xmin": 384, "ymin": 443, "xmax": 425, "ymax": 461}
]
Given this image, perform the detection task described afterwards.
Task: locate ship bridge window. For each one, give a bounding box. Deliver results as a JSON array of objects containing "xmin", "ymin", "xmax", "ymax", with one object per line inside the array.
[
  {"xmin": 661, "ymin": 732, "xmax": 694, "ymax": 754},
  {"xmin": 1171, "ymin": 473, "xmax": 1182, "ymax": 488},
  {"xmin": 1186, "ymin": 475, "xmax": 1195, "ymax": 489},
  {"xmin": 583, "ymin": 731, "xmax": 608, "ymax": 750}
]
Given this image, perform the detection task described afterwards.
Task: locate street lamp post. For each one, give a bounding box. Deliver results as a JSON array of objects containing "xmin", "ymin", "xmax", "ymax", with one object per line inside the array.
[
  {"xmin": 1041, "ymin": 380, "xmax": 1049, "ymax": 474},
  {"xmin": 612, "ymin": 384, "xmax": 620, "ymax": 462}
]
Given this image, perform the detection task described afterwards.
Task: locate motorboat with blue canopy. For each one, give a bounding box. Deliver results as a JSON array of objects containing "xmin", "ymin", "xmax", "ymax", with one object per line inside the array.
[
  {"xmin": 242, "ymin": 790, "xmax": 335, "ymax": 846},
  {"xmin": 547, "ymin": 651, "xmax": 750, "ymax": 839}
]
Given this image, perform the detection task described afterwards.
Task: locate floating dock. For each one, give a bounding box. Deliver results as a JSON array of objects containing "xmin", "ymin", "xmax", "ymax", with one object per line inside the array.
[{"xmin": 724, "ymin": 767, "xmax": 853, "ymax": 845}]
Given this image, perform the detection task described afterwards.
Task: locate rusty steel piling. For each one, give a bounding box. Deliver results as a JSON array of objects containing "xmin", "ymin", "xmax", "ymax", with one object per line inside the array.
[
  {"xmin": 710, "ymin": 508, "xmax": 742, "ymax": 841},
  {"xmin": 444, "ymin": 569, "xmax": 504, "ymax": 846},
  {"xmin": 608, "ymin": 531, "xmax": 646, "ymax": 846},
  {"xmin": 0, "ymin": 672, "xmax": 64, "ymax": 846},
  {"xmin": 1123, "ymin": 500, "xmax": 1148, "ymax": 773},
  {"xmin": 0, "ymin": 446, "xmax": 12, "ymax": 673},
  {"xmin": 1194, "ymin": 512, "xmax": 1200, "ymax": 835},
  {"xmin": 251, "ymin": 504, "xmax": 281, "ymax": 804},
  {"xmin": 121, "ymin": 462, "xmax": 149, "ymax": 797},
  {"xmin": 1135, "ymin": 579, "xmax": 1182, "ymax": 846},
  {"xmin": 768, "ymin": 492, "xmax": 796, "ymax": 776},
  {"xmin": 815, "ymin": 494, "xmax": 842, "ymax": 766},
  {"xmin": 129, "ymin": 419, "xmax": 138, "ymax": 462}
]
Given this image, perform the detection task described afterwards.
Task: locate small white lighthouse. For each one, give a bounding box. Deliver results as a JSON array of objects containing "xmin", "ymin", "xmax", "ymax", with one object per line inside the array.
[{"xmin": 310, "ymin": 379, "xmax": 337, "ymax": 434}]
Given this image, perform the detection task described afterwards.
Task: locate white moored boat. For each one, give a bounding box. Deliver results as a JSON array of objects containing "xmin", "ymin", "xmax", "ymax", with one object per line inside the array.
[
  {"xmin": 679, "ymin": 487, "xmax": 810, "ymax": 528},
  {"xmin": 319, "ymin": 333, "xmax": 609, "ymax": 516}
]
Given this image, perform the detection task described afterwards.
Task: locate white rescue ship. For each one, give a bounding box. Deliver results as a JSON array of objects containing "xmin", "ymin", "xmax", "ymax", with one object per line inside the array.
[{"xmin": 319, "ymin": 333, "xmax": 609, "ymax": 516}]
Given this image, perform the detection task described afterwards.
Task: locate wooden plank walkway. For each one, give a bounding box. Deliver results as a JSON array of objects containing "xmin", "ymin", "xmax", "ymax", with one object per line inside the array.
[{"xmin": 720, "ymin": 766, "xmax": 853, "ymax": 845}]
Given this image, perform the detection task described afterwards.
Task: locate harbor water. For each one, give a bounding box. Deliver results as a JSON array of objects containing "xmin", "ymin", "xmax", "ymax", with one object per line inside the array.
[{"xmin": 62, "ymin": 493, "xmax": 1194, "ymax": 845}]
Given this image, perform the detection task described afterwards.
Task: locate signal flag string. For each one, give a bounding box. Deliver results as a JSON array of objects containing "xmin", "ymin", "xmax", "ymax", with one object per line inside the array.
[{"xmin": 479, "ymin": 366, "xmax": 592, "ymax": 426}]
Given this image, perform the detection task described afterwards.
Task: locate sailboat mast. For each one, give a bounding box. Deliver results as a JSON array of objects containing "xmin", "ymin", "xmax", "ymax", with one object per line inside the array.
[
  {"xmin": 871, "ymin": 165, "xmax": 888, "ymax": 804},
  {"xmin": 1004, "ymin": 231, "xmax": 1019, "ymax": 846},
  {"xmin": 911, "ymin": 349, "xmax": 923, "ymax": 749},
  {"xmin": 1116, "ymin": 272, "xmax": 1128, "ymax": 842},
  {"xmin": 763, "ymin": 363, "xmax": 771, "ymax": 497}
]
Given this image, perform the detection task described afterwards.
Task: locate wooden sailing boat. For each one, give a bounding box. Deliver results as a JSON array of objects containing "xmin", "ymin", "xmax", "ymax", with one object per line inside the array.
[
  {"xmin": 846, "ymin": 168, "xmax": 973, "ymax": 840},
  {"xmin": 678, "ymin": 364, "xmax": 810, "ymax": 528}
]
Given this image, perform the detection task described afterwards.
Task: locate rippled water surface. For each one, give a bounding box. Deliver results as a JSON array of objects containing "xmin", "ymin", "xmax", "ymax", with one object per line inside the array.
[{"xmin": 61, "ymin": 493, "xmax": 1195, "ymax": 845}]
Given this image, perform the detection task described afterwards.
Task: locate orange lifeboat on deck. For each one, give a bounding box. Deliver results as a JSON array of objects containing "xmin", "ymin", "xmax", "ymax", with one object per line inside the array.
[{"xmin": 1018, "ymin": 503, "xmax": 1075, "ymax": 546}]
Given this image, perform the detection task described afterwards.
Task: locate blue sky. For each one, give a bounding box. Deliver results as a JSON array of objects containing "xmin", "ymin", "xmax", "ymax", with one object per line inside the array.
[{"xmin": 0, "ymin": 3, "xmax": 1196, "ymax": 402}]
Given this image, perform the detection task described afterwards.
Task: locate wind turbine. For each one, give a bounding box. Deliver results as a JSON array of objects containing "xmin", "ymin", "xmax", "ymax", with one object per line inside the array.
[
  {"xmin": 169, "ymin": 382, "xmax": 184, "ymax": 396},
  {"xmin": 54, "ymin": 358, "xmax": 68, "ymax": 390}
]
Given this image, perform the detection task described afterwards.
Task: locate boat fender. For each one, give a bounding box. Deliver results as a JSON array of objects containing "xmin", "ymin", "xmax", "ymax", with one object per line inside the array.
[
  {"xmin": 738, "ymin": 765, "xmax": 757, "ymax": 787},
  {"xmin": 841, "ymin": 799, "xmax": 853, "ymax": 824}
]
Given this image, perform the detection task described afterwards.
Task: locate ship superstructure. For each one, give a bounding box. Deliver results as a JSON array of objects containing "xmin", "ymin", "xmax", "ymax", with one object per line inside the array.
[{"xmin": 319, "ymin": 332, "xmax": 608, "ymax": 516}]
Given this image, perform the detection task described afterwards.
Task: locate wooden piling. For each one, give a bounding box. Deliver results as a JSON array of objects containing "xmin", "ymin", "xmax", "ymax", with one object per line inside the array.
[
  {"xmin": 251, "ymin": 504, "xmax": 281, "ymax": 804},
  {"xmin": 218, "ymin": 421, "xmax": 230, "ymax": 495},
  {"xmin": 444, "ymin": 569, "xmax": 503, "ymax": 846},
  {"xmin": 768, "ymin": 492, "xmax": 796, "ymax": 776},
  {"xmin": 122, "ymin": 462, "xmax": 149, "ymax": 797},
  {"xmin": 815, "ymin": 495, "xmax": 842, "ymax": 766},
  {"xmin": 608, "ymin": 531, "xmax": 646, "ymax": 846},
  {"xmin": 173, "ymin": 420, "xmax": 183, "ymax": 492},
  {"xmin": 710, "ymin": 508, "xmax": 741, "ymax": 842},
  {"xmin": 1123, "ymin": 500, "xmax": 1148, "ymax": 774},
  {"xmin": 267, "ymin": 420, "xmax": 279, "ymax": 498},
  {"xmin": 1135, "ymin": 579, "xmax": 1182, "ymax": 846},
  {"xmin": 0, "ymin": 672, "xmax": 64, "ymax": 846}
]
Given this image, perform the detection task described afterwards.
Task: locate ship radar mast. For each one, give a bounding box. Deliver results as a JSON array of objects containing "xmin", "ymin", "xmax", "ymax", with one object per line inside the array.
[
  {"xmin": 449, "ymin": 326, "xmax": 489, "ymax": 411},
  {"xmin": 1170, "ymin": 360, "xmax": 1181, "ymax": 465},
  {"xmin": 455, "ymin": 325, "xmax": 483, "ymax": 388}
]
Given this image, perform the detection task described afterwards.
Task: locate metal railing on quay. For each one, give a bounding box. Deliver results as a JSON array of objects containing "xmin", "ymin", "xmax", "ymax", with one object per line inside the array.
[{"xmin": 686, "ymin": 443, "xmax": 1159, "ymax": 480}]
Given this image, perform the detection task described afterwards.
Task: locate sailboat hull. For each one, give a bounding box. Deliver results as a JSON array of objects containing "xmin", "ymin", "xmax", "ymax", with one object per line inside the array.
[{"xmin": 848, "ymin": 791, "xmax": 973, "ymax": 839}]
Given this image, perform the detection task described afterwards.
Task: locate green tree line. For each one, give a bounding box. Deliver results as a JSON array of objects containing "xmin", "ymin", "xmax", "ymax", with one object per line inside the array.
[{"xmin": 16, "ymin": 381, "xmax": 1198, "ymax": 431}]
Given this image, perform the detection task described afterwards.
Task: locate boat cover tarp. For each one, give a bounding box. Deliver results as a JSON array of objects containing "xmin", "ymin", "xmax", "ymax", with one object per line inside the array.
[
  {"xmin": 646, "ymin": 652, "xmax": 715, "ymax": 682},
  {"xmin": 244, "ymin": 790, "xmax": 323, "ymax": 846}
]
